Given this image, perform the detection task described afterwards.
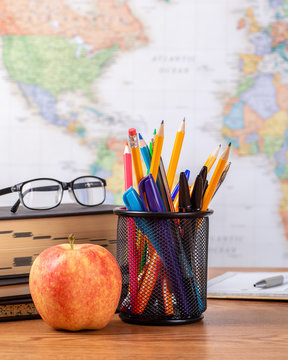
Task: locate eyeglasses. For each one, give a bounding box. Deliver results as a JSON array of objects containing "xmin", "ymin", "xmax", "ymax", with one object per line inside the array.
[{"xmin": 0, "ymin": 176, "xmax": 106, "ymax": 213}]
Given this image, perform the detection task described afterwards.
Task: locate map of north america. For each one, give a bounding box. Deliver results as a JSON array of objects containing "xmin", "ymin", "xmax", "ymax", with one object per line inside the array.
[{"xmin": 0, "ymin": 0, "xmax": 147, "ymax": 204}]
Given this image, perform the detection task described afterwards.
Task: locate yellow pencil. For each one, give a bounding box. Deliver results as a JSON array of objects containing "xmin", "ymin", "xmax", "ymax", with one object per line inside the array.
[
  {"xmin": 201, "ymin": 143, "xmax": 231, "ymax": 211},
  {"xmin": 167, "ymin": 118, "xmax": 185, "ymax": 190},
  {"xmin": 212, "ymin": 162, "xmax": 231, "ymax": 199},
  {"xmin": 128, "ymin": 128, "xmax": 144, "ymax": 191},
  {"xmin": 189, "ymin": 144, "xmax": 221, "ymax": 199},
  {"xmin": 204, "ymin": 144, "xmax": 221, "ymax": 172},
  {"xmin": 149, "ymin": 120, "xmax": 164, "ymax": 182}
]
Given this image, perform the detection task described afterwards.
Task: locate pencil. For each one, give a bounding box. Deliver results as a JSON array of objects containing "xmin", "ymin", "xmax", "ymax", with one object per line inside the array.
[
  {"xmin": 204, "ymin": 144, "xmax": 221, "ymax": 172},
  {"xmin": 139, "ymin": 133, "xmax": 152, "ymax": 173},
  {"xmin": 167, "ymin": 118, "xmax": 185, "ymax": 190},
  {"xmin": 150, "ymin": 121, "xmax": 164, "ymax": 182},
  {"xmin": 127, "ymin": 217, "xmax": 138, "ymax": 313},
  {"xmin": 136, "ymin": 247, "xmax": 162, "ymax": 314},
  {"xmin": 159, "ymin": 157, "xmax": 175, "ymax": 212},
  {"xmin": 212, "ymin": 162, "xmax": 231, "ymax": 199},
  {"xmin": 128, "ymin": 128, "xmax": 144, "ymax": 191},
  {"xmin": 149, "ymin": 128, "xmax": 156, "ymax": 156},
  {"xmin": 201, "ymin": 143, "xmax": 231, "ymax": 211},
  {"xmin": 123, "ymin": 142, "xmax": 133, "ymax": 191},
  {"xmin": 189, "ymin": 145, "xmax": 221, "ymax": 200},
  {"xmin": 162, "ymin": 276, "xmax": 174, "ymax": 315}
]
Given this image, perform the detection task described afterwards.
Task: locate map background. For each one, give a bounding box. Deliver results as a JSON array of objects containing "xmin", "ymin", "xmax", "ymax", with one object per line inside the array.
[{"xmin": 0, "ymin": 0, "xmax": 287, "ymax": 266}]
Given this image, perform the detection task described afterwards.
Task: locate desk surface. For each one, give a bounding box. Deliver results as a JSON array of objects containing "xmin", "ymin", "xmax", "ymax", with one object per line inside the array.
[{"xmin": 1, "ymin": 268, "xmax": 288, "ymax": 360}]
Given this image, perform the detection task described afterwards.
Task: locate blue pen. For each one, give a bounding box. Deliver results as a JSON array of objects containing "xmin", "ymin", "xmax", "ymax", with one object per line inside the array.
[{"xmin": 171, "ymin": 169, "xmax": 190, "ymax": 201}]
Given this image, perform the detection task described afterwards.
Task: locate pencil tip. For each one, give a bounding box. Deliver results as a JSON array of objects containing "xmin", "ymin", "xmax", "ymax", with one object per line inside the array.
[
  {"xmin": 161, "ymin": 120, "xmax": 164, "ymax": 124},
  {"xmin": 138, "ymin": 133, "xmax": 143, "ymax": 140},
  {"xmin": 183, "ymin": 118, "xmax": 185, "ymax": 122},
  {"xmin": 228, "ymin": 142, "xmax": 231, "ymax": 147},
  {"xmin": 125, "ymin": 141, "xmax": 128, "ymax": 146},
  {"xmin": 219, "ymin": 144, "xmax": 221, "ymax": 147}
]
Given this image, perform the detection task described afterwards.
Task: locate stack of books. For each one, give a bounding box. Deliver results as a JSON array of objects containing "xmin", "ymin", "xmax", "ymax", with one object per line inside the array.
[{"xmin": 0, "ymin": 203, "xmax": 117, "ymax": 321}]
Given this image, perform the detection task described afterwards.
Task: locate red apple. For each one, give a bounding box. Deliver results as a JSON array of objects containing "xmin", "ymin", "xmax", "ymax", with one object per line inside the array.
[{"xmin": 29, "ymin": 235, "xmax": 122, "ymax": 331}]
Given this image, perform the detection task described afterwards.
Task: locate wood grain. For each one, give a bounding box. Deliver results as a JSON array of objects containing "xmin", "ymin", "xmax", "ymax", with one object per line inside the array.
[{"xmin": 0, "ymin": 268, "xmax": 287, "ymax": 360}]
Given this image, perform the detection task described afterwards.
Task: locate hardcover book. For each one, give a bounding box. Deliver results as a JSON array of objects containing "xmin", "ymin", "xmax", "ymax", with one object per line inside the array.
[
  {"xmin": 0, "ymin": 203, "xmax": 118, "ymax": 277},
  {"xmin": 0, "ymin": 295, "xmax": 39, "ymax": 322}
]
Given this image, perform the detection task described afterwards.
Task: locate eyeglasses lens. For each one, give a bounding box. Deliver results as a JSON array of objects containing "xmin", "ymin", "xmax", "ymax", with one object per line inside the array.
[
  {"xmin": 21, "ymin": 179, "xmax": 62, "ymax": 210},
  {"xmin": 73, "ymin": 177, "xmax": 105, "ymax": 206}
]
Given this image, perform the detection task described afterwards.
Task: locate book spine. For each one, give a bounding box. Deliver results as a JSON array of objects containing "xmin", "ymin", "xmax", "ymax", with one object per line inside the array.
[{"xmin": 0, "ymin": 302, "xmax": 39, "ymax": 321}]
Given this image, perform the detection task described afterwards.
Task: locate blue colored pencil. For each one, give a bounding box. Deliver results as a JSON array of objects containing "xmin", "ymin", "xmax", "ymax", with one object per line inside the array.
[{"xmin": 139, "ymin": 133, "xmax": 152, "ymax": 173}]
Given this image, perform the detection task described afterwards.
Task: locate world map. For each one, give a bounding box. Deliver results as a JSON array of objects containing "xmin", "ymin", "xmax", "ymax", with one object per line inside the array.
[{"xmin": 0, "ymin": 0, "xmax": 287, "ymax": 266}]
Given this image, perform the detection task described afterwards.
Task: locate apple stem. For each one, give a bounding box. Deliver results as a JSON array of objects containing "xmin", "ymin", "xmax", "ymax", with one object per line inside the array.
[{"xmin": 68, "ymin": 234, "xmax": 75, "ymax": 250}]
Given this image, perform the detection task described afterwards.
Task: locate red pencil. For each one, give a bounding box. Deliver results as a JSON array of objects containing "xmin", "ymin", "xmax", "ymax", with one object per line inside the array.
[{"xmin": 123, "ymin": 142, "xmax": 133, "ymax": 191}]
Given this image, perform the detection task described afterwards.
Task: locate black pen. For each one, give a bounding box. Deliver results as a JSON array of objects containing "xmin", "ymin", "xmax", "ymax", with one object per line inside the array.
[
  {"xmin": 203, "ymin": 179, "xmax": 208, "ymax": 197},
  {"xmin": 190, "ymin": 174, "xmax": 203, "ymax": 211},
  {"xmin": 179, "ymin": 172, "xmax": 192, "ymax": 212},
  {"xmin": 199, "ymin": 166, "xmax": 207, "ymax": 190}
]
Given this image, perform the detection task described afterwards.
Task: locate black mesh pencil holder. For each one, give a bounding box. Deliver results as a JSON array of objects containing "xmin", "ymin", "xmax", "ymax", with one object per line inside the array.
[{"xmin": 114, "ymin": 207, "xmax": 213, "ymax": 325}]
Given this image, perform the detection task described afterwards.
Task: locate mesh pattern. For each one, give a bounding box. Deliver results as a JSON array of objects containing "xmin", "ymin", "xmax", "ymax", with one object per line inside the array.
[{"xmin": 116, "ymin": 212, "xmax": 210, "ymax": 324}]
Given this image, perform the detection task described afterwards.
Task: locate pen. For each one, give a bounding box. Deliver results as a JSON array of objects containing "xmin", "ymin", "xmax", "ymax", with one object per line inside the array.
[
  {"xmin": 253, "ymin": 275, "xmax": 288, "ymax": 288},
  {"xmin": 199, "ymin": 166, "xmax": 207, "ymax": 194},
  {"xmin": 171, "ymin": 169, "xmax": 190, "ymax": 201},
  {"xmin": 190, "ymin": 174, "xmax": 203, "ymax": 211},
  {"xmin": 178, "ymin": 172, "xmax": 191, "ymax": 212}
]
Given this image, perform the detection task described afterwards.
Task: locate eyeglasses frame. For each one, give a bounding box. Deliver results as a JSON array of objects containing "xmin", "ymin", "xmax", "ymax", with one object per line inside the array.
[{"xmin": 0, "ymin": 176, "xmax": 107, "ymax": 213}]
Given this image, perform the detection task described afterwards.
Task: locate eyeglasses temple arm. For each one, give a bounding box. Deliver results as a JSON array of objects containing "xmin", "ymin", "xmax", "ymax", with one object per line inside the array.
[
  {"xmin": 0, "ymin": 187, "xmax": 13, "ymax": 196},
  {"xmin": 0, "ymin": 187, "xmax": 18, "ymax": 213},
  {"xmin": 10, "ymin": 200, "xmax": 20, "ymax": 213}
]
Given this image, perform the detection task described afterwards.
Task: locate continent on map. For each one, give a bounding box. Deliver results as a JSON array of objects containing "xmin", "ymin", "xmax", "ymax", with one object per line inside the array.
[
  {"xmin": 0, "ymin": 0, "xmax": 147, "ymax": 51},
  {"xmin": 3, "ymin": 36, "xmax": 117, "ymax": 98},
  {"xmin": 222, "ymin": 2, "xmax": 288, "ymax": 238},
  {"xmin": 0, "ymin": 0, "xmax": 148, "ymax": 203}
]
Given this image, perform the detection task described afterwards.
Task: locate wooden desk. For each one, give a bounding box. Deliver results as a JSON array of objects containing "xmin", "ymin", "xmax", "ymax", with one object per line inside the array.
[{"xmin": 1, "ymin": 268, "xmax": 288, "ymax": 360}]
